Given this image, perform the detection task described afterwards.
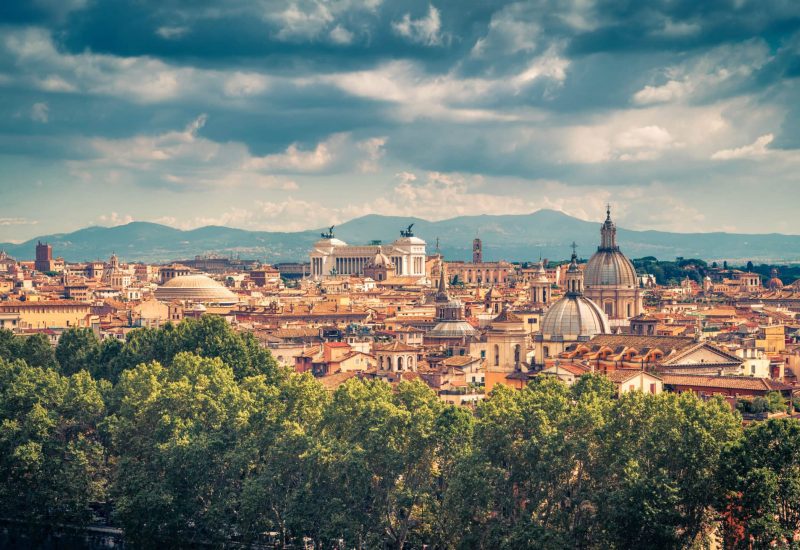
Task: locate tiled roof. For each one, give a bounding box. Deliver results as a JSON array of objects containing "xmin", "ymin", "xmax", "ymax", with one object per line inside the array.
[
  {"xmin": 375, "ymin": 340, "xmax": 419, "ymax": 352},
  {"xmin": 588, "ymin": 334, "xmax": 695, "ymax": 355},
  {"xmin": 661, "ymin": 374, "xmax": 792, "ymax": 392}
]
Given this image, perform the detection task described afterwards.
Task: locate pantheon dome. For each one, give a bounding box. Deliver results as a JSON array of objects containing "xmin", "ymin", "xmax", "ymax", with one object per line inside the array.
[{"xmin": 154, "ymin": 274, "xmax": 238, "ymax": 304}]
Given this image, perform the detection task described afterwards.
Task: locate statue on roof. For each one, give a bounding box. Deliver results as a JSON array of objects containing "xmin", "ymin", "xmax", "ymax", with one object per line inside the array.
[
  {"xmin": 400, "ymin": 223, "xmax": 415, "ymax": 238},
  {"xmin": 321, "ymin": 225, "xmax": 335, "ymax": 239}
]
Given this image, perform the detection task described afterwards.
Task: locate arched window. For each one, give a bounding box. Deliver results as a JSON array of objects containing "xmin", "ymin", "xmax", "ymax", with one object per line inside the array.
[
  {"xmin": 494, "ymin": 344, "xmax": 500, "ymax": 366},
  {"xmin": 407, "ymin": 355, "xmax": 414, "ymax": 370},
  {"xmin": 543, "ymin": 346, "xmax": 550, "ymax": 358},
  {"xmin": 514, "ymin": 344, "xmax": 521, "ymax": 367},
  {"xmin": 397, "ymin": 356, "xmax": 404, "ymax": 371},
  {"xmin": 379, "ymin": 356, "xmax": 384, "ymax": 370},
  {"xmin": 627, "ymin": 303, "xmax": 632, "ymax": 317},
  {"xmin": 604, "ymin": 302, "xmax": 613, "ymax": 316}
]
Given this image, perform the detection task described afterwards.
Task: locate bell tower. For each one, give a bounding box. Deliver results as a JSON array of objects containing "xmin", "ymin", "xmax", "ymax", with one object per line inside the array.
[{"xmin": 473, "ymin": 237, "xmax": 483, "ymax": 264}]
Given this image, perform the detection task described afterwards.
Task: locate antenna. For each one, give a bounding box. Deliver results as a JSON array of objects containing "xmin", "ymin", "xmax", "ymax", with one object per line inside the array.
[{"xmin": 571, "ymin": 241, "xmax": 578, "ymax": 256}]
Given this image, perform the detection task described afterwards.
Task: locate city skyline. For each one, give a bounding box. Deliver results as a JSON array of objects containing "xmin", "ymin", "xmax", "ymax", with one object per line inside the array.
[{"xmin": 1, "ymin": 1, "xmax": 800, "ymax": 241}]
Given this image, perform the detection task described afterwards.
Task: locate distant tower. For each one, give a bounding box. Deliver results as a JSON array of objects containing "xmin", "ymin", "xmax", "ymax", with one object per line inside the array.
[
  {"xmin": 473, "ymin": 238, "xmax": 483, "ymax": 264},
  {"xmin": 34, "ymin": 241, "xmax": 53, "ymax": 272}
]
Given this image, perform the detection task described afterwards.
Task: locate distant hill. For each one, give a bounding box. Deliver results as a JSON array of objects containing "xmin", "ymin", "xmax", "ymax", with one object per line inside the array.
[{"xmin": 3, "ymin": 210, "xmax": 800, "ymax": 264}]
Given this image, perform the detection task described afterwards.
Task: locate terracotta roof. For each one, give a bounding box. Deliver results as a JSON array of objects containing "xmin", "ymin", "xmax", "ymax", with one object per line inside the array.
[
  {"xmin": 442, "ymin": 355, "xmax": 481, "ymax": 367},
  {"xmin": 541, "ymin": 363, "xmax": 590, "ymax": 376},
  {"xmin": 317, "ymin": 371, "xmax": 358, "ymax": 391},
  {"xmin": 605, "ymin": 370, "xmax": 661, "ymax": 383},
  {"xmin": 661, "ymin": 341, "xmax": 743, "ymax": 366},
  {"xmin": 492, "ymin": 308, "xmax": 522, "ymax": 323},
  {"xmin": 662, "ymin": 374, "xmax": 792, "ymax": 392},
  {"xmin": 588, "ymin": 334, "xmax": 695, "ymax": 355},
  {"xmin": 375, "ymin": 340, "xmax": 419, "ymax": 353}
]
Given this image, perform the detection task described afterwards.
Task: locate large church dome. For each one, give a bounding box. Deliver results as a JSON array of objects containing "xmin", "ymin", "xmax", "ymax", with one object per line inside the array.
[
  {"xmin": 155, "ymin": 274, "xmax": 238, "ymax": 303},
  {"xmin": 541, "ymin": 247, "xmax": 610, "ymax": 338},
  {"xmin": 584, "ymin": 206, "xmax": 637, "ymax": 288},
  {"xmin": 540, "ymin": 295, "xmax": 610, "ymax": 337}
]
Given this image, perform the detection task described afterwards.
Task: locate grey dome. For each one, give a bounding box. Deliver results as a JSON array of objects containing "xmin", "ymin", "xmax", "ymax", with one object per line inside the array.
[
  {"xmin": 155, "ymin": 274, "xmax": 238, "ymax": 303},
  {"xmin": 584, "ymin": 249, "xmax": 638, "ymax": 287},
  {"xmin": 540, "ymin": 295, "xmax": 610, "ymax": 337}
]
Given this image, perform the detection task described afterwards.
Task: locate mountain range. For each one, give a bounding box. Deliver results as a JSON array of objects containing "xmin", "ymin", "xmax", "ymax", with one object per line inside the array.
[{"xmin": 2, "ymin": 210, "xmax": 799, "ymax": 264}]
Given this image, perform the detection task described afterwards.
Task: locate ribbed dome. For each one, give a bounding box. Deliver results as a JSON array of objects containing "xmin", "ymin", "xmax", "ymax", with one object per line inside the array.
[
  {"xmin": 584, "ymin": 249, "xmax": 638, "ymax": 287},
  {"xmin": 540, "ymin": 295, "xmax": 610, "ymax": 337},
  {"xmin": 367, "ymin": 249, "xmax": 392, "ymax": 268},
  {"xmin": 155, "ymin": 274, "xmax": 238, "ymax": 303}
]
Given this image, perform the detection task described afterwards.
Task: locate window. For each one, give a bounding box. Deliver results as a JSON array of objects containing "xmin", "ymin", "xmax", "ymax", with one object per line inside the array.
[
  {"xmin": 494, "ymin": 344, "xmax": 500, "ymax": 366},
  {"xmin": 649, "ymin": 383, "xmax": 656, "ymax": 394}
]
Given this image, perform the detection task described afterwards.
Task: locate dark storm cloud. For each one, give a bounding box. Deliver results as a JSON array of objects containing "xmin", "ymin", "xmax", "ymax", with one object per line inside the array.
[{"xmin": 1, "ymin": 0, "xmax": 800, "ymax": 240}]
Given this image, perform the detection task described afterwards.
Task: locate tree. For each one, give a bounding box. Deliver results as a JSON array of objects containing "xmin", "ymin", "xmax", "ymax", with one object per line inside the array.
[
  {"xmin": 238, "ymin": 372, "xmax": 330, "ymax": 547},
  {"xmin": 595, "ymin": 392, "xmax": 742, "ymax": 548},
  {"xmin": 0, "ymin": 358, "xmax": 108, "ymax": 528},
  {"xmin": 19, "ymin": 333, "xmax": 57, "ymax": 370},
  {"xmin": 317, "ymin": 379, "xmax": 446, "ymax": 550},
  {"xmin": 720, "ymin": 418, "xmax": 800, "ymax": 548},
  {"xmin": 56, "ymin": 328, "xmax": 100, "ymax": 375},
  {"xmin": 110, "ymin": 352, "xmax": 249, "ymax": 545}
]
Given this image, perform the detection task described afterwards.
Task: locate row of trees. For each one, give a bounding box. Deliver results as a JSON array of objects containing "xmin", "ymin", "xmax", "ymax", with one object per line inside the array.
[{"xmin": 2, "ymin": 319, "xmax": 800, "ymax": 548}]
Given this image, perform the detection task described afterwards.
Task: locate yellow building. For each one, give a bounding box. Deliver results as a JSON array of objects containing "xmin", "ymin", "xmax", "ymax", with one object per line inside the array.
[
  {"xmin": 756, "ymin": 324, "xmax": 785, "ymax": 353},
  {"xmin": 0, "ymin": 300, "xmax": 95, "ymax": 329}
]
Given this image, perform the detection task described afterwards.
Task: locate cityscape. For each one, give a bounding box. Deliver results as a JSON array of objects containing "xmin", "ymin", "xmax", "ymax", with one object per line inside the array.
[{"xmin": 2, "ymin": 1, "xmax": 800, "ymax": 549}]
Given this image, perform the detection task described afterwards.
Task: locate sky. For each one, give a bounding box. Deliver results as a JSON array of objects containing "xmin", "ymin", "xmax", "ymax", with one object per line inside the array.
[{"xmin": 1, "ymin": 0, "xmax": 799, "ymax": 242}]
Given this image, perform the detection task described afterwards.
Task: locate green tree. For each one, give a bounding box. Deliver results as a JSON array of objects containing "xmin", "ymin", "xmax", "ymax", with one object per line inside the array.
[
  {"xmin": 318, "ymin": 379, "xmax": 446, "ymax": 550},
  {"xmin": 238, "ymin": 372, "xmax": 330, "ymax": 547},
  {"xmin": 720, "ymin": 418, "xmax": 800, "ymax": 548},
  {"xmin": 595, "ymin": 392, "xmax": 742, "ymax": 548},
  {"xmin": 56, "ymin": 328, "xmax": 100, "ymax": 375},
  {"xmin": 0, "ymin": 358, "xmax": 108, "ymax": 527},
  {"xmin": 19, "ymin": 333, "xmax": 57, "ymax": 370},
  {"xmin": 110, "ymin": 352, "xmax": 249, "ymax": 545}
]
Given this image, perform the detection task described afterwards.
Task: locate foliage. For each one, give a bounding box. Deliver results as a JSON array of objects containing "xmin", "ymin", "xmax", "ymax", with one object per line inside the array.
[
  {"xmin": 0, "ymin": 358, "xmax": 108, "ymax": 527},
  {"xmin": 3, "ymin": 321, "xmax": 800, "ymax": 548},
  {"xmin": 719, "ymin": 418, "xmax": 800, "ymax": 548}
]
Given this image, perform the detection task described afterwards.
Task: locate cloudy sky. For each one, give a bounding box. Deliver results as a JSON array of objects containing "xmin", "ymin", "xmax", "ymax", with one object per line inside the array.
[{"xmin": 1, "ymin": 0, "xmax": 799, "ymax": 242}]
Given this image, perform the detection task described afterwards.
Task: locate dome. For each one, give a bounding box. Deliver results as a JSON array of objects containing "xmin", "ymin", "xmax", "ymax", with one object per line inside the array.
[
  {"xmin": 585, "ymin": 250, "xmax": 638, "ymax": 287},
  {"xmin": 154, "ymin": 274, "xmax": 238, "ymax": 303},
  {"xmin": 367, "ymin": 248, "xmax": 392, "ymax": 268},
  {"xmin": 427, "ymin": 318, "xmax": 479, "ymax": 339},
  {"xmin": 768, "ymin": 277, "xmax": 784, "ymax": 290},
  {"xmin": 540, "ymin": 295, "xmax": 610, "ymax": 337}
]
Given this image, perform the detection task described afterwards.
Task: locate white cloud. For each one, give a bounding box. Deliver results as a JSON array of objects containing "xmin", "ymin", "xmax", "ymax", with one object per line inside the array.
[
  {"xmin": 471, "ymin": 3, "xmax": 539, "ymax": 57},
  {"xmin": 324, "ymin": 57, "xmax": 565, "ymax": 122},
  {"xmin": 73, "ymin": 116, "xmax": 383, "ymax": 190},
  {"xmin": 155, "ymin": 26, "xmax": 189, "ymax": 39},
  {"xmin": 329, "ymin": 25, "xmax": 354, "ymax": 45},
  {"xmin": 0, "ymin": 217, "xmax": 38, "ymax": 226},
  {"xmin": 98, "ymin": 212, "xmax": 134, "ymax": 226},
  {"xmin": 31, "ymin": 102, "xmax": 49, "ymax": 123},
  {"xmin": 633, "ymin": 80, "xmax": 692, "ymax": 105},
  {"xmin": 711, "ymin": 133, "xmax": 774, "ymax": 160},
  {"xmin": 2, "ymin": 28, "xmax": 275, "ymax": 105},
  {"xmin": 223, "ymin": 72, "xmax": 270, "ymax": 97},
  {"xmin": 392, "ymin": 5, "xmax": 444, "ymax": 46},
  {"xmin": 632, "ymin": 40, "xmax": 771, "ymax": 105},
  {"xmin": 356, "ymin": 137, "xmax": 387, "ymax": 172}
]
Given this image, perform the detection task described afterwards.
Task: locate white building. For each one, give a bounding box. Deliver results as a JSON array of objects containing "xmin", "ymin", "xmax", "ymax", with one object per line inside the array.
[{"xmin": 310, "ymin": 225, "xmax": 426, "ymax": 281}]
